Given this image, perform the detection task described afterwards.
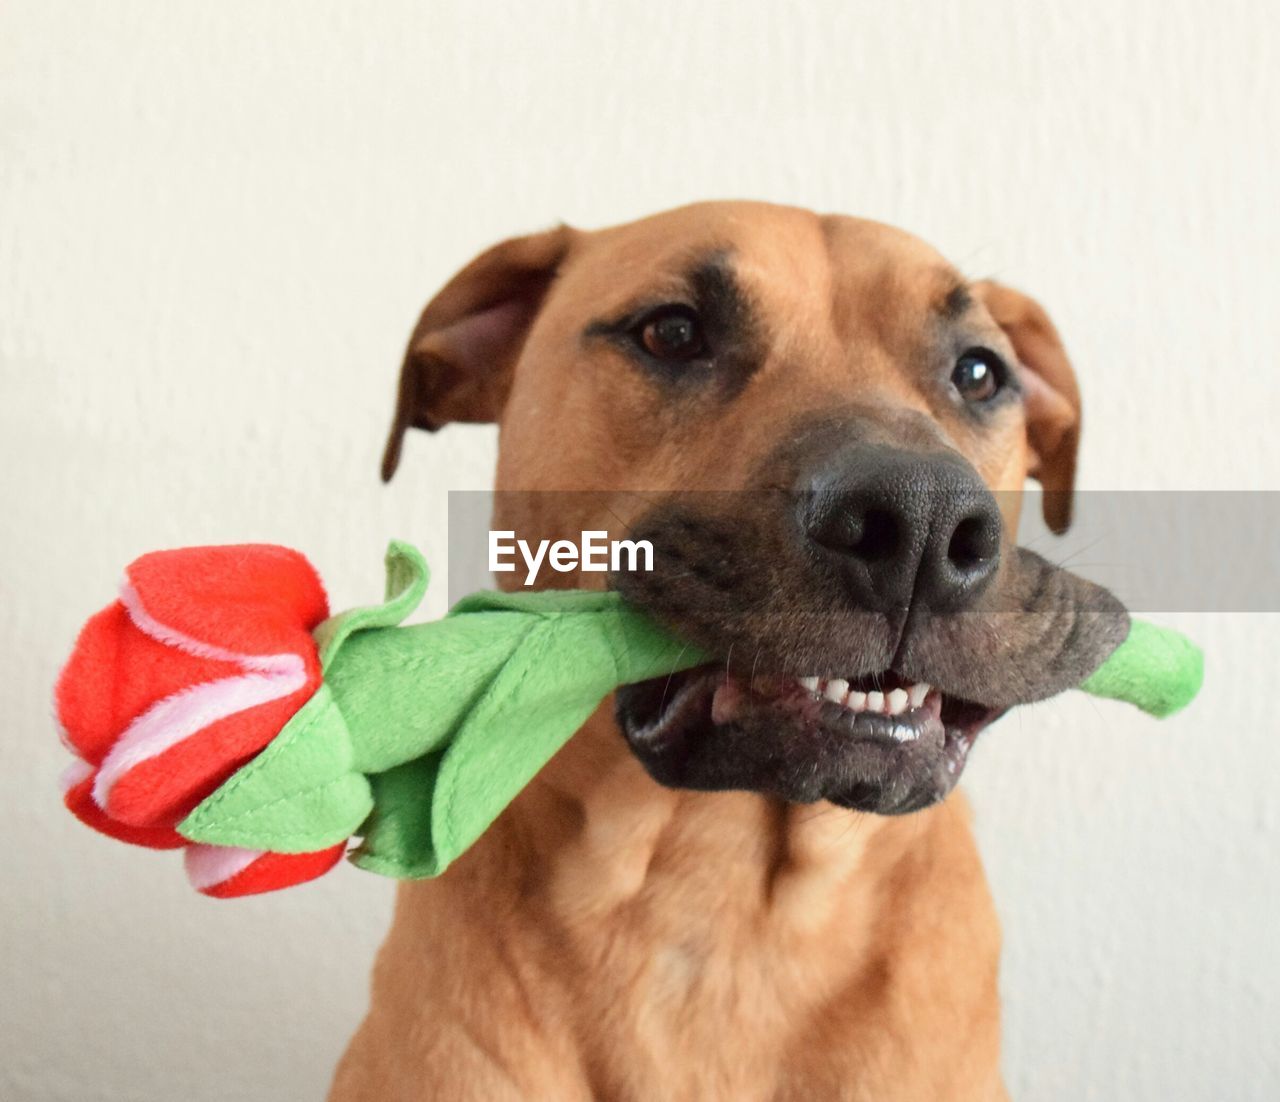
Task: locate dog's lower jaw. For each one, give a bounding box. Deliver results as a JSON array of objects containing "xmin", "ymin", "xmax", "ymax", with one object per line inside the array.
[
  {"xmin": 329, "ymin": 706, "xmax": 1008, "ymax": 1102},
  {"xmin": 616, "ymin": 666, "xmax": 1000, "ymax": 817}
]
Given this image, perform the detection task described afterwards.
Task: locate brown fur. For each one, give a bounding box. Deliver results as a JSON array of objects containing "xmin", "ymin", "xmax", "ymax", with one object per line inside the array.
[{"xmin": 332, "ymin": 202, "xmax": 1086, "ymax": 1100}]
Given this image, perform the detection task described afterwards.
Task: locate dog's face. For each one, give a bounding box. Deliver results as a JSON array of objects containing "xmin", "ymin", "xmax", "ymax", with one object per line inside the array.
[{"xmin": 384, "ymin": 202, "xmax": 1126, "ymax": 815}]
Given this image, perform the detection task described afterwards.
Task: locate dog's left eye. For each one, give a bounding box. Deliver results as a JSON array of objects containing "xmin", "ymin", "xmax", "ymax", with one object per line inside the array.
[
  {"xmin": 951, "ymin": 348, "xmax": 1008, "ymax": 404},
  {"xmin": 634, "ymin": 306, "xmax": 707, "ymax": 363}
]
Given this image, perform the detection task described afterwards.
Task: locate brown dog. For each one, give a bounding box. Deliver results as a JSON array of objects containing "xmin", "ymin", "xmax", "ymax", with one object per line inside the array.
[{"xmin": 330, "ymin": 202, "xmax": 1124, "ymax": 1101}]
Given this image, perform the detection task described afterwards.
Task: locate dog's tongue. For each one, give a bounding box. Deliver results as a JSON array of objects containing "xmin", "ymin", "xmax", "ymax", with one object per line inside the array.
[{"xmin": 711, "ymin": 678, "xmax": 745, "ymax": 725}]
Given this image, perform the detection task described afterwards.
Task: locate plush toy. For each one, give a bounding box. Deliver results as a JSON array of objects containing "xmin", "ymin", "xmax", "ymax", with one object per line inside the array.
[{"xmin": 56, "ymin": 541, "xmax": 1202, "ymax": 898}]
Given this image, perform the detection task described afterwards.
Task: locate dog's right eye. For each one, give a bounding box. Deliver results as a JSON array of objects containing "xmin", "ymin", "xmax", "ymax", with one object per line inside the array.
[
  {"xmin": 951, "ymin": 347, "xmax": 1008, "ymax": 405},
  {"xmin": 634, "ymin": 306, "xmax": 708, "ymax": 363}
]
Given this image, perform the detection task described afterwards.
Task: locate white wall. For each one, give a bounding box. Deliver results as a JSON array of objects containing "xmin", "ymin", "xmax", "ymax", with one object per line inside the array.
[{"xmin": 3, "ymin": 2, "xmax": 1276, "ymax": 1099}]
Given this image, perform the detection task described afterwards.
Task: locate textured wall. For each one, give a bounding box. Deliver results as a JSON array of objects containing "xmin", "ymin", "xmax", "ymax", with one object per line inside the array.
[{"xmin": 3, "ymin": 2, "xmax": 1276, "ymax": 1099}]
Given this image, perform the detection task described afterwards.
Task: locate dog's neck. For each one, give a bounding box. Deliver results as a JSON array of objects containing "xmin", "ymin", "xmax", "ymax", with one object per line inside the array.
[
  {"xmin": 481, "ymin": 704, "xmax": 946, "ymax": 943},
  {"xmin": 377, "ymin": 706, "xmax": 998, "ymax": 1098}
]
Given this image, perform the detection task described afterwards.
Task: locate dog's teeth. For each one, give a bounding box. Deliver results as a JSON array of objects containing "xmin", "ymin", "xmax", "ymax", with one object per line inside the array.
[
  {"xmin": 789, "ymin": 676, "xmax": 934, "ymax": 719},
  {"xmin": 824, "ymin": 678, "xmax": 849, "ymax": 704}
]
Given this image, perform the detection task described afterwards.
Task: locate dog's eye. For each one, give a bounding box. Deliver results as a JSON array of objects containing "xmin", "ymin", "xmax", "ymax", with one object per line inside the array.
[
  {"xmin": 635, "ymin": 306, "xmax": 707, "ymax": 362},
  {"xmin": 951, "ymin": 348, "xmax": 1007, "ymax": 404}
]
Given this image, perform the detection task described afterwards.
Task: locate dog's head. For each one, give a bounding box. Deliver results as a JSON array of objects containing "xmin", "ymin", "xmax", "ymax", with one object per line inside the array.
[{"xmin": 384, "ymin": 201, "xmax": 1126, "ymax": 816}]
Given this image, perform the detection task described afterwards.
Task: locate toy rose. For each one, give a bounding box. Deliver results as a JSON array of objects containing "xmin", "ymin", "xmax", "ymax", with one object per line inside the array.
[
  {"xmin": 56, "ymin": 541, "xmax": 1203, "ymax": 898},
  {"xmin": 56, "ymin": 545, "xmax": 346, "ymax": 896}
]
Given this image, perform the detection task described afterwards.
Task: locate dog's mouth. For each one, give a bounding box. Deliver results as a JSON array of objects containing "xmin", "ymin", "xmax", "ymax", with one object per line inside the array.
[
  {"xmin": 605, "ymin": 427, "xmax": 1131, "ymax": 817},
  {"xmin": 617, "ymin": 664, "xmax": 1003, "ymax": 815}
]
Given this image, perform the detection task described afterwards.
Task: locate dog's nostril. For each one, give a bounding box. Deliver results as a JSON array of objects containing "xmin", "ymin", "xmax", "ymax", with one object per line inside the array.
[
  {"xmin": 947, "ymin": 514, "xmax": 999, "ymax": 573},
  {"xmin": 851, "ymin": 508, "xmax": 900, "ymax": 562}
]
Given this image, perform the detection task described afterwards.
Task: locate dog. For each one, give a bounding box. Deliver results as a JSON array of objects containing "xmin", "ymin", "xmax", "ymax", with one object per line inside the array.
[{"xmin": 329, "ymin": 201, "xmax": 1125, "ymax": 1101}]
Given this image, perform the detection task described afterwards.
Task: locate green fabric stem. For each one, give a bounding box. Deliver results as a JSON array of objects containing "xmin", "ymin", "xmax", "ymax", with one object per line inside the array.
[
  {"xmin": 1079, "ymin": 617, "xmax": 1203, "ymax": 719},
  {"xmin": 179, "ymin": 541, "xmax": 1202, "ymax": 880}
]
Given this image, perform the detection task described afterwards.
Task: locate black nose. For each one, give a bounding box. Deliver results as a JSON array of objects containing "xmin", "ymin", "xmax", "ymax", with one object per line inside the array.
[{"xmin": 799, "ymin": 445, "xmax": 1002, "ymax": 614}]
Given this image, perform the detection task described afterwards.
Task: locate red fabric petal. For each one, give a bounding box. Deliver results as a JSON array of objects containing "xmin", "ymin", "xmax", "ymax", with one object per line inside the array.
[
  {"xmin": 63, "ymin": 773, "xmax": 186, "ymax": 850},
  {"xmin": 198, "ymin": 845, "xmax": 347, "ymax": 899},
  {"xmin": 57, "ymin": 543, "xmax": 336, "ymax": 891},
  {"xmin": 103, "ymin": 674, "xmax": 320, "ymax": 829},
  {"xmin": 56, "ymin": 601, "xmax": 238, "ymax": 765},
  {"xmin": 125, "ymin": 545, "xmax": 329, "ymax": 658}
]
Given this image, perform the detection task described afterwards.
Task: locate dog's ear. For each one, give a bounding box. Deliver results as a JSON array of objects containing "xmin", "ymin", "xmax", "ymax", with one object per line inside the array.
[
  {"xmin": 381, "ymin": 225, "xmax": 574, "ymax": 481},
  {"xmin": 974, "ymin": 281, "xmax": 1081, "ymax": 534}
]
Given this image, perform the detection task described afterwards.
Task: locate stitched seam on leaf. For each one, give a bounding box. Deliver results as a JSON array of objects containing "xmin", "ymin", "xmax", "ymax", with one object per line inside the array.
[
  {"xmin": 194, "ymin": 775, "xmax": 358, "ymax": 827},
  {"xmin": 184, "ymin": 687, "xmax": 348, "ymax": 835},
  {"xmin": 437, "ymin": 617, "xmax": 553, "ymax": 856}
]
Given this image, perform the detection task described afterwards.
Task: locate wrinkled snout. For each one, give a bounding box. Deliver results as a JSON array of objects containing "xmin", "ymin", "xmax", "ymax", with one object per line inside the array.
[{"xmin": 798, "ymin": 444, "xmax": 1003, "ymax": 615}]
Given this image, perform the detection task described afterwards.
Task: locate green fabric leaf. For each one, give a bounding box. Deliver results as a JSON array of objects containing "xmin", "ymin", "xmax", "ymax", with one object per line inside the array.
[
  {"xmin": 349, "ymin": 754, "xmax": 443, "ymax": 877},
  {"xmin": 178, "ymin": 684, "xmax": 373, "ymax": 851},
  {"xmin": 313, "ymin": 540, "xmax": 430, "ymax": 669},
  {"xmin": 342, "ymin": 593, "xmax": 704, "ymax": 877}
]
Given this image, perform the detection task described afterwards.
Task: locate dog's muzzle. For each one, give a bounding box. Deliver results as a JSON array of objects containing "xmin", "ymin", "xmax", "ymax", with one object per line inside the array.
[{"xmin": 611, "ymin": 424, "xmax": 1126, "ymax": 817}]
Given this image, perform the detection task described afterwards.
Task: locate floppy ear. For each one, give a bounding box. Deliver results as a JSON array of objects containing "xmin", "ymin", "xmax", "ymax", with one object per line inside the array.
[
  {"xmin": 381, "ymin": 225, "xmax": 574, "ymax": 481},
  {"xmin": 973, "ymin": 280, "xmax": 1082, "ymax": 534}
]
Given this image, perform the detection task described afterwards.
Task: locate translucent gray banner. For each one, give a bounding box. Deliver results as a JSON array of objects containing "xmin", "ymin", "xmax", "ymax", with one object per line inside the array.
[{"xmin": 446, "ymin": 490, "xmax": 1280, "ymax": 612}]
